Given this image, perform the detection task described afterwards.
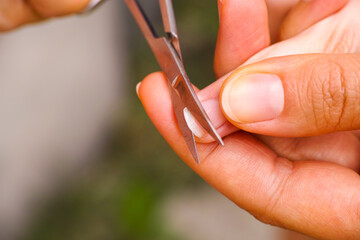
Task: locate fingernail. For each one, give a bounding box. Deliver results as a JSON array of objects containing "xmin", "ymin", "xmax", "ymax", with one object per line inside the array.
[
  {"xmin": 185, "ymin": 99, "xmax": 226, "ymax": 140},
  {"xmin": 221, "ymin": 73, "xmax": 284, "ymax": 123},
  {"xmin": 184, "ymin": 108, "xmax": 206, "ymax": 138},
  {"xmin": 136, "ymin": 82, "xmax": 141, "ymax": 97},
  {"xmin": 201, "ymin": 99, "xmax": 227, "ymax": 129},
  {"xmin": 184, "ymin": 99, "xmax": 226, "ymax": 139}
]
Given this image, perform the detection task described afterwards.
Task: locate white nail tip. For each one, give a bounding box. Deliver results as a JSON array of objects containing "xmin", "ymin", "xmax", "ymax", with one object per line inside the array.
[
  {"xmin": 136, "ymin": 82, "xmax": 141, "ymax": 96},
  {"xmin": 183, "ymin": 108, "xmax": 205, "ymax": 138}
]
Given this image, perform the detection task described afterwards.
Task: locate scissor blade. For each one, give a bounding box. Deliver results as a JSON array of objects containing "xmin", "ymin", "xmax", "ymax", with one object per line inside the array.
[
  {"xmin": 83, "ymin": 0, "xmax": 106, "ymax": 12},
  {"xmin": 174, "ymin": 75, "xmax": 224, "ymax": 146},
  {"xmin": 125, "ymin": 0, "xmax": 158, "ymax": 44},
  {"xmin": 126, "ymin": 0, "xmax": 179, "ymax": 81},
  {"xmin": 169, "ymin": 82, "xmax": 200, "ymax": 164},
  {"xmin": 159, "ymin": 0, "xmax": 182, "ymax": 60}
]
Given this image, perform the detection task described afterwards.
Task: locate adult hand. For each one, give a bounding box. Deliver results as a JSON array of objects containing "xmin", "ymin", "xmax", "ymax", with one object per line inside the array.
[
  {"xmin": 138, "ymin": 0, "xmax": 360, "ymax": 239},
  {"xmin": 0, "ymin": 0, "xmax": 92, "ymax": 31}
]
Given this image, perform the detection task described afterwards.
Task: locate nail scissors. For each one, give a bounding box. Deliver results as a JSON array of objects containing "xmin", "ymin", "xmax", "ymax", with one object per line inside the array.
[
  {"xmin": 83, "ymin": 0, "xmax": 107, "ymax": 13},
  {"xmin": 125, "ymin": 0, "xmax": 224, "ymax": 164}
]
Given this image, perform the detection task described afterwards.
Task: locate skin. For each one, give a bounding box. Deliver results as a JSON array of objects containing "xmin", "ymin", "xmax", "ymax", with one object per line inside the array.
[
  {"xmin": 139, "ymin": 0, "xmax": 360, "ymax": 239},
  {"xmin": 0, "ymin": 0, "xmax": 91, "ymax": 31},
  {"xmin": 4, "ymin": 0, "xmax": 360, "ymax": 238}
]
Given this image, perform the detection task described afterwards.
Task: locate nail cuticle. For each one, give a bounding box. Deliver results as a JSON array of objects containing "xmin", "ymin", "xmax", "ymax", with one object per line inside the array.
[{"xmin": 221, "ymin": 79, "xmax": 243, "ymax": 123}]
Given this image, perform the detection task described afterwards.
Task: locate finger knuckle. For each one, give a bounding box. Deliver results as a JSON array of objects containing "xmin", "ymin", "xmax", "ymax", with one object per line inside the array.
[{"xmin": 303, "ymin": 58, "xmax": 349, "ymax": 131}]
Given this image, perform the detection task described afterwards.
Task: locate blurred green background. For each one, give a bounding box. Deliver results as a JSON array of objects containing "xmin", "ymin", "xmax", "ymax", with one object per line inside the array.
[{"xmin": 27, "ymin": 1, "xmax": 219, "ymax": 239}]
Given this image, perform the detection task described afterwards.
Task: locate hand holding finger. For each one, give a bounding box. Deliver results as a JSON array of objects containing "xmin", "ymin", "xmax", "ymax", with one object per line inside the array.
[
  {"xmin": 220, "ymin": 54, "xmax": 360, "ymax": 137},
  {"xmin": 138, "ymin": 72, "xmax": 360, "ymax": 240}
]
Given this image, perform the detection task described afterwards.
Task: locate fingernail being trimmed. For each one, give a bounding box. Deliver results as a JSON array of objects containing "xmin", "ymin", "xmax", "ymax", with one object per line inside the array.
[{"xmin": 136, "ymin": 82, "xmax": 142, "ymax": 97}]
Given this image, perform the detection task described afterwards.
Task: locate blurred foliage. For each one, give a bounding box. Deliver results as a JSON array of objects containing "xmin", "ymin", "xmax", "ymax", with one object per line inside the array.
[{"xmin": 26, "ymin": 0, "xmax": 219, "ymax": 239}]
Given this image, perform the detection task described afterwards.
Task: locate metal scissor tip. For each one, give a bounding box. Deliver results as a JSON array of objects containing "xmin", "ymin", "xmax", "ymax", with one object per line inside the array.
[
  {"xmin": 125, "ymin": 0, "xmax": 224, "ymax": 164},
  {"xmin": 82, "ymin": 0, "xmax": 107, "ymax": 13}
]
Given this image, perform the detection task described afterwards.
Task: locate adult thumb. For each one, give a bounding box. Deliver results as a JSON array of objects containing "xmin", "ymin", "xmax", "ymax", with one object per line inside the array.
[{"xmin": 220, "ymin": 53, "xmax": 360, "ymax": 137}]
